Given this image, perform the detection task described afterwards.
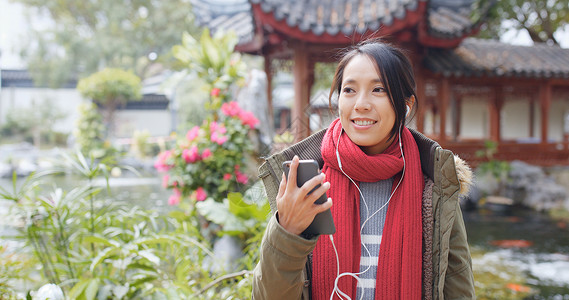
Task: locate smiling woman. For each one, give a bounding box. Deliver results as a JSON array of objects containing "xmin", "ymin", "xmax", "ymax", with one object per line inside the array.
[{"xmin": 252, "ymin": 39, "xmax": 475, "ymax": 300}]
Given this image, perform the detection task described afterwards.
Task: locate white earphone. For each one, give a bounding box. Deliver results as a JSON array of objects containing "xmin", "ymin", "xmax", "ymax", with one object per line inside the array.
[{"xmin": 406, "ymin": 105, "xmax": 410, "ymax": 117}]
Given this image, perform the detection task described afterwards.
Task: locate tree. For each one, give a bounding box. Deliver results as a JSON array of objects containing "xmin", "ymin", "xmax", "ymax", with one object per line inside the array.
[
  {"xmin": 13, "ymin": 0, "xmax": 199, "ymax": 87},
  {"xmin": 77, "ymin": 68, "xmax": 142, "ymax": 138},
  {"xmin": 476, "ymin": 0, "xmax": 569, "ymax": 45}
]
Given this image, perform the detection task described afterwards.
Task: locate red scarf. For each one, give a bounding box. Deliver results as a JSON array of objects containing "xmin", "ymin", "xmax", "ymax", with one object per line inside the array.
[{"xmin": 312, "ymin": 118, "xmax": 423, "ymax": 300}]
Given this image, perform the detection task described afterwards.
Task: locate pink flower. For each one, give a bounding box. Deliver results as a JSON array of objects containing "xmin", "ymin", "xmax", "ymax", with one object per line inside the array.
[
  {"xmin": 239, "ymin": 111, "xmax": 260, "ymax": 129},
  {"xmin": 211, "ymin": 132, "xmax": 228, "ymax": 145},
  {"xmin": 154, "ymin": 150, "xmax": 173, "ymax": 172},
  {"xmin": 195, "ymin": 187, "xmax": 207, "ymax": 201},
  {"xmin": 161, "ymin": 174, "xmax": 169, "ymax": 188},
  {"xmin": 182, "ymin": 145, "xmax": 200, "ymax": 163},
  {"xmin": 201, "ymin": 148, "xmax": 212, "ymax": 159},
  {"xmin": 223, "ymin": 173, "xmax": 232, "ymax": 181},
  {"xmin": 168, "ymin": 188, "xmax": 181, "ymax": 206},
  {"xmin": 221, "ymin": 101, "xmax": 242, "ymax": 117},
  {"xmin": 235, "ymin": 170, "xmax": 248, "ymax": 184},
  {"xmin": 210, "ymin": 122, "xmax": 226, "ymax": 134},
  {"xmin": 211, "ymin": 88, "xmax": 221, "ymax": 97},
  {"xmin": 186, "ymin": 126, "xmax": 200, "ymax": 142}
]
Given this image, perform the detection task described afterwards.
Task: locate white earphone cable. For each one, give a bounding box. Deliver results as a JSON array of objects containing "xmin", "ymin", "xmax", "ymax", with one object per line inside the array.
[{"xmin": 328, "ymin": 122, "xmax": 406, "ymax": 300}]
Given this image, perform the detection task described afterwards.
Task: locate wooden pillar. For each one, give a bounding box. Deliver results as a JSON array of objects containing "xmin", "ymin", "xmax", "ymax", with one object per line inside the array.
[
  {"xmin": 540, "ymin": 82, "xmax": 551, "ymax": 144},
  {"xmin": 264, "ymin": 55, "xmax": 274, "ymax": 133},
  {"xmin": 416, "ymin": 72, "xmax": 426, "ymax": 133},
  {"xmin": 280, "ymin": 110, "xmax": 290, "ymax": 133},
  {"xmin": 489, "ymin": 86, "xmax": 503, "ymax": 142},
  {"xmin": 292, "ymin": 43, "xmax": 311, "ymax": 141},
  {"xmin": 431, "ymin": 105, "xmax": 437, "ymax": 135},
  {"xmin": 529, "ymin": 97, "xmax": 535, "ymax": 138},
  {"xmin": 438, "ymin": 78, "xmax": 450, "ymax": 143},
  {"xmin": 454, "ymin": 95, "xmax": 462, "ymax": 141}
]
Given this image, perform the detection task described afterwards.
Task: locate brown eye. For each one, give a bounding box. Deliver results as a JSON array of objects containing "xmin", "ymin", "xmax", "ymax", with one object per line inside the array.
[{"xmin": 373, "ymin": 87, "xmax": 386, "ymax": 93}]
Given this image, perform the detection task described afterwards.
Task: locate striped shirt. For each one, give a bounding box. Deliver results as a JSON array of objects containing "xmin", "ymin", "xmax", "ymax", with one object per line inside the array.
[{"xmin": 355, "ymin": 178, "xmax": 393, "ymax": 300}]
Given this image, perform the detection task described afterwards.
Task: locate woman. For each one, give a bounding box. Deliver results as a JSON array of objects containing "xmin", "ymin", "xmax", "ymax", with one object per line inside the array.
[{"xmin": 252, "ymin": 40, "xmax": 475, "ymax": 299}]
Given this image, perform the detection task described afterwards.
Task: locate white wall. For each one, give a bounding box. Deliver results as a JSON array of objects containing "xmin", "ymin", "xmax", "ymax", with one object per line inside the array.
[
  {"xmin": 0, "ymin": 86, "xmax": 172, "ymax": 140},
  {"xmin": 459, "ymin": 95, "xmax": 488, "ymax": 139},
  {"xmin": 502, "ymin": 95, "xmax": 530, "ymax": 140},
  {"xmin": 114, "ymin": 110, "xmax": 171, "ymax": 138},
  {"xmin": 549, "ymin": 98, "xmax": 569, "ymax": 142},
  {"xmin": 0, "ymin": 86, "xmax": 84, "ymax": 133}
]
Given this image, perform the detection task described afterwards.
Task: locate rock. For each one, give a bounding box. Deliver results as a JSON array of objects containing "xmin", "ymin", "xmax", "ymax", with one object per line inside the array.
[
  {"xmin": 469, "ymin": 160, "xmax": 568, "ymax": 212},
  {"xmin": 0, "ymin": 163, "xmax": 13, "ymax": 178},
  {"xmin": 16, "ymin": 159, "xmax": 37, "ymax": 177},
  {"xmin": 506, "ymin": 160, "xmax": 568, "ymax": 211}
]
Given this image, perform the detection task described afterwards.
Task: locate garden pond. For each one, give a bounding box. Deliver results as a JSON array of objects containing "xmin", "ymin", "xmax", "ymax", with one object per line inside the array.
[{"xmin": 1, "ymin": 175, "xmax": 569, "ymax": 299}]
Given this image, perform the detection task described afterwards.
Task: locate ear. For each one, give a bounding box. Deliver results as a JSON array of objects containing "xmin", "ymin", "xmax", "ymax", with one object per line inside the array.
[
  {"xmin": 407, "ymin": 95, "xmax": 416, "ymax": 109},
  {"xmin": 406, "ymin": 95, "xmax": 416, "ymax": 116}
]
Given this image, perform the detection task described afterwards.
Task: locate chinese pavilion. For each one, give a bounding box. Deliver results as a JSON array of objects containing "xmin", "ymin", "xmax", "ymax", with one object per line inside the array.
[{"xmin": 193, "ymin": 0, "xmax": 569, "ymax": 166}]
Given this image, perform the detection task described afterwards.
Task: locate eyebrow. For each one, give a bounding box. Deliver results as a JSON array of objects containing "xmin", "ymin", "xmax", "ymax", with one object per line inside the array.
[{"xmin": 343, "ymin": 78, "xmax": 383, "ymax": 84}]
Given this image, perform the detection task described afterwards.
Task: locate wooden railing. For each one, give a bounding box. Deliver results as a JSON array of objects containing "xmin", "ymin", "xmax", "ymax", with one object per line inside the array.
[{"xmin": 438, "ymin": 140, "xmax": 569, "ymax": 167}]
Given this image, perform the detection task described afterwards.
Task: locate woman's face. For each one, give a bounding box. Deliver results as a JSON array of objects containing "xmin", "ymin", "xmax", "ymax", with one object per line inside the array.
[{"xmin": 338, "ymin": 54, "xmax": 397, "ymax": 155}]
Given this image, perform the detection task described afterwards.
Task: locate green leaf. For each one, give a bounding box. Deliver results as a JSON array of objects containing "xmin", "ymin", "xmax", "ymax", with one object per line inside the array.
[
  {"xmin": 172, "ymin": 45, "xmax": 192, "ymax": 64},
  {"xmin": 137, "ymin": 250, "xmax": 160, "ymax": 265},
  {"xmin": 228, "ymin": 192, "xmax": 271, "ymax": 221},
  {"xmin": 84, "ymin": 278, "xmax": 99, "ymax": 300},
  {"xmin": 90, "ymin": 247, "xmax": 117, "ymax": 272},
  {"xmin": 202, "ymin": 33, "xmax": 221, "ymax": 71},
  {"xmin": 134, "ymin": 236, "xmax": 177, "ymax": 246},
  {"xmin": 83, "ymin": 235, "xmax": 121, "ymax": 248},
  {"xmin": 130, "ymin": 275, "xmax": 157, "ymax": 288},
  {"xmin": 126, "ymin": 262, "xmax": 157, "ymax": 272},
  {"xmin": 196, "ymin": 198, "xmax": 230, "ymax": 224},
  {"xmin": 68, "ymin": 279, "xmax": 90, "ymax": 300}
]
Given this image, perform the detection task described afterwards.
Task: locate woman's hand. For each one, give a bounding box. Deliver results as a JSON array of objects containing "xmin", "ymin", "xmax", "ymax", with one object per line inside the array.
[{"xmin": 276, "ymin": 156, "xmax": 333, "ymax": 235}]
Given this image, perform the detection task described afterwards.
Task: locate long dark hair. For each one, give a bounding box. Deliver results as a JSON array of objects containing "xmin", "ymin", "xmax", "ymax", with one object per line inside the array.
[{"xmin": 329, "ymin": 39, "xmax": 418, "ymax": 141}]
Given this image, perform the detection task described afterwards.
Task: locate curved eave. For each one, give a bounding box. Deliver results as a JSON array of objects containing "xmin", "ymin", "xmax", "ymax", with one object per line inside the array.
[
  {"xmin": 417, "ymin": 19, "xmax": 480, "ymax": 48},
  {"xmin": 250, "ymin": 2, "xmax": 427, "ymax": 45}
]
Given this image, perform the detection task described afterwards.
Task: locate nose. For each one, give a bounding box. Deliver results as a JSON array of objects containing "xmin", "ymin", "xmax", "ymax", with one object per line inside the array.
[{"xmin": 354, "ymin": 94, "xmax": 371, "ymax": 111}]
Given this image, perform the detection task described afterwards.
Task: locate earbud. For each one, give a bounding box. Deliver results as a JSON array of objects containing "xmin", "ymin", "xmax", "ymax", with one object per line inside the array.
[{"xmin": 406, "ymin": 105, "xmax": 410, "ymax": 117}]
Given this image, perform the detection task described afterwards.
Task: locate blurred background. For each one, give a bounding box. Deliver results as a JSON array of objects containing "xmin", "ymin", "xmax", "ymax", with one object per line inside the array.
[{"xmin": 1, "ymin": 0, "xmax": 568, "ymax": 299}]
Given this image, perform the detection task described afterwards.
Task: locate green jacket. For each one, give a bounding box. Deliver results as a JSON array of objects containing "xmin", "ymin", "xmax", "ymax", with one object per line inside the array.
[{"xmin": 252, "ymin": 129, "xmax": 475, "ymax": 299}]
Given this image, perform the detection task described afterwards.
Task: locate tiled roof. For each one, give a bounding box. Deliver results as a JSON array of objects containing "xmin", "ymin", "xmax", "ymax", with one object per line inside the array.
[
  {"xmin": 193, "ymin": 0, "xmax": 485, "ymax": 46},
  {"xmin": 191, "ymin": 0, "xmax": 255, "ymax": 44},
  {"xmin": 251, "ymin": 0, "xmax": 421, "ymax": 36},
  {"xmin": 427, "ymin": 0, "xmax": 480, "ymax": 39},
  {"xmin": 424, "ymin": 38, "xmax": 569, "ymax": 79},
  {"xmin": 123, "ymin": 94, "xmax": 169, "ymax": 110},
  {"xmin": 1, "ymin": 69, "xmax": 77, "ymax": 88}
]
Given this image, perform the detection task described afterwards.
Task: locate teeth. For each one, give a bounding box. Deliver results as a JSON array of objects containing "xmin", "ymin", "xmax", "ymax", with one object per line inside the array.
[{"xmin": 354, "ymin": 120, "xmax": 375, "ymax": 126}]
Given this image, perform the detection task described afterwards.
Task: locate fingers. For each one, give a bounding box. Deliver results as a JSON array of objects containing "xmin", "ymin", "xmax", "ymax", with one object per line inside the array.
[
  {"xmin": 304, "ymin": 180, "xmax": 330, "ymax": 204},
  {"xmin": 299, "ymin": 173, "xmax": 326, "ymax": 195},
  {"xmin": 285, "ymin": 156, "xmax": 299, "ymax": 191},
  {"xmin": 313, "ymin": 197, "xmax": 333, "ymax": 213}
]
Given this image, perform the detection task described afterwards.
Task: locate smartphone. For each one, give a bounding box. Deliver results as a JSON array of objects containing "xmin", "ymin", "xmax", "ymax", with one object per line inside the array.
[{"xmin": 282, "ymin": 159, "xmax": 336, "ymax": 236}]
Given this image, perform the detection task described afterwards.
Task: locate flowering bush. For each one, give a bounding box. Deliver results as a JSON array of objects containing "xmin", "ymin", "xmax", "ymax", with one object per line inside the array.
[{"xmin": 155, "ymin": 101, "xmax": 259, "ymax": 205}]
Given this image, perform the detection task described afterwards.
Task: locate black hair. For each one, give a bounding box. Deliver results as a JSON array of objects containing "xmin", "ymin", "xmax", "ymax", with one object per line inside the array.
[{"xmin": 329, "ymin": 38, "xmax": 418, "ymax": 142}]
